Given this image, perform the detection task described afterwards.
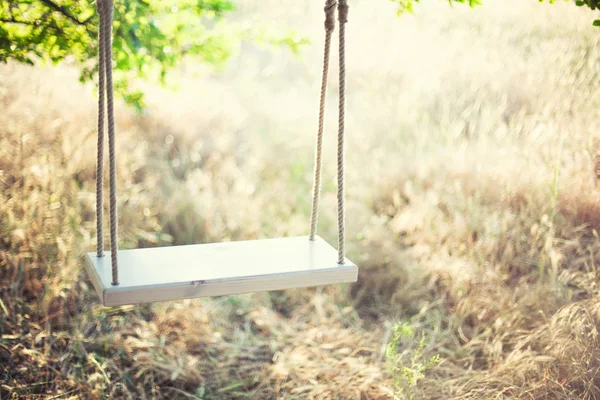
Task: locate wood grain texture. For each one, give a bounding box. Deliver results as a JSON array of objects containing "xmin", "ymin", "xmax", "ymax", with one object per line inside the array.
[{"xmin": 85, "ymin": 236, "xmax": 358, "ymax": 306}]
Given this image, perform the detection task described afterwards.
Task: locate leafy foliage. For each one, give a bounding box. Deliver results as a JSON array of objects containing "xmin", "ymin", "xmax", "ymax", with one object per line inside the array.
[
  {"xmin": 0, "ymin": 0, "xmax": 307, "ymax": 108},
  {"xmin": 0, "ymin": 0, "xmax": 240, "ymax": 107},
  {"xmin": 393, "ymin": 0, "xmax": 600, "ymax": 26},
  {"xmin": 390, "ymin": 0, "xmax": 482, "ymax": 15}
]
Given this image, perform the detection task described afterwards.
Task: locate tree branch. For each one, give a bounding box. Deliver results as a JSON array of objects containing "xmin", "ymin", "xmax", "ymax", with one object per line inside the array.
[
  {"xmin": 39, "ymin": 0, "xmax": 86, "ymax": 26},
  {"xmin": 0, "ymin": 16, "xmax": 65, "ymax": 36},
  {"xmin": 0, "ymin": 17, "xmax": 39, "ymax": 26}
]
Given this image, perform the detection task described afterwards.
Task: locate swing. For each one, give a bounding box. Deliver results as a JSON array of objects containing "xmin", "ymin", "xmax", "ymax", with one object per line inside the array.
[{"xmin": 85, "ymin": 0, "xmax": 357, "ymax": 307}]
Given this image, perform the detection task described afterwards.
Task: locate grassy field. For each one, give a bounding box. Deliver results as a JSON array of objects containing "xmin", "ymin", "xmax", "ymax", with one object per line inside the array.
[{"xmin": 2, "ymin": 0, "xmax": 600, "ymax": 398}]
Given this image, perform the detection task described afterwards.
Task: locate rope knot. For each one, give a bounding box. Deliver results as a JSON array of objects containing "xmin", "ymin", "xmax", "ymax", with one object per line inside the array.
[
  {"xmin": 324, "ymin": 0, "xmax": 337, "ymax": 32},
  {"xmin": 338, "ymin": 0, "xmax": 349, "ymax": 24}
]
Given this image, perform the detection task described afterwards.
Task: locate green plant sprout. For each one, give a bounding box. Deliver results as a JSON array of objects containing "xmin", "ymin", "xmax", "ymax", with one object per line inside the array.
[{"xmin": 385, "ymin": 322, "xmax": 441, "ymax": 399}]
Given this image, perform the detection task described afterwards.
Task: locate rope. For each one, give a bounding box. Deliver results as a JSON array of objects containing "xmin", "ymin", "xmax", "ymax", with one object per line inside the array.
[
  {"xmin": 309, "ymin": 0, "xmax": 336, "ymax": 241},
  {"xmin": 97, "ymin": 0, "xmax": 119, "ymax": 285},
  {"xmin": 336, "ymin": 0, "xmax": 348, "ymax": 264},
  {"xmin": 308, "ymin": 0, "xmax": 348, "ymax": 265},
  {"xmin": 96, "ymin": 0, "xmax": 105, "ymax": 258}
]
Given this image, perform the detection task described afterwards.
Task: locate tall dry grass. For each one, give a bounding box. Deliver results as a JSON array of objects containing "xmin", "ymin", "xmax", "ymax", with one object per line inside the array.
[{"xmin": 2, "ymin": 0, "xmax": 600, "ymax": 398}]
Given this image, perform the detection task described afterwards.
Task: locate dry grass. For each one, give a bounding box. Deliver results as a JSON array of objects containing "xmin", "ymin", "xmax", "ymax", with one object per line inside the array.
[{"xmin": 2, "ymin": 0, "xmax": 600, "ymax": 398}]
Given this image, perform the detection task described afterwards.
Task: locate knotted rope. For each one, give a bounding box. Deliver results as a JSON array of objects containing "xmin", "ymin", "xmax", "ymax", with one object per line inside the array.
[
  {"xmin": 96, "ymin": 0, "xmax": 119, "ymax": 285},
  {"xmin": 308, "ymin": 0, "xmax": 349, "ymax": 265},
  {"xmin": 309, "ymin": 0, "xmax": 336, "ymax": 241}
]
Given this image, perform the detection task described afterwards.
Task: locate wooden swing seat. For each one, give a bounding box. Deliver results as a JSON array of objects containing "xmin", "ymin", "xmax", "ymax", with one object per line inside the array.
[{"xmin": 85, "ymin": 236, "xmax": 358, "ymax": 306}]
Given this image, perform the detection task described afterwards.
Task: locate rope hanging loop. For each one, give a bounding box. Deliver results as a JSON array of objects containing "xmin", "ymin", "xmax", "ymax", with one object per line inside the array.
[
  {"xmin": 309, "ymin": 0, "xmax": 338, "ymax": 242},
  {"xmin": 96, "ymin": 0, "xmax": 120, "ymax": 285},
  {"xmin": 336, "ymin": 0, "xmax": 348, "ymax": 265},
  {"xmin": 308, "ymin": 0, "xmax": 349, "ymax": 265}
]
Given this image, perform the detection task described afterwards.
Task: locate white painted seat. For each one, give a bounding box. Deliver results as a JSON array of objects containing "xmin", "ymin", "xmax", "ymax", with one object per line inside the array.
[{"xmin": 85, "ymin": 236, "xmax": 358, "ymax": 306}]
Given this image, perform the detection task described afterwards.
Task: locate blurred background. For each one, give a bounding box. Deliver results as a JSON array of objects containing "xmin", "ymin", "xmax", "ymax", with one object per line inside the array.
[{"xmin": 2, "ymin": 0, "xmax": 600, "ymax": 398}]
